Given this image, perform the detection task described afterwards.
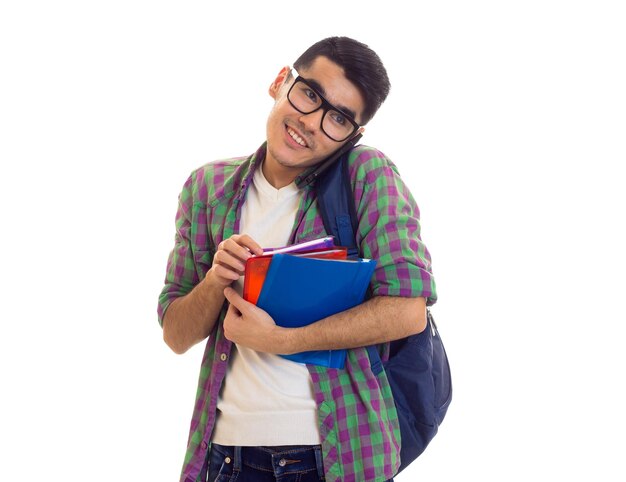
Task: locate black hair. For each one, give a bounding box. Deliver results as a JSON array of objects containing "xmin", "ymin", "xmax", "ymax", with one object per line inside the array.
[{"xmin": 293, "ymin": 36, "xmax": 390, "ymax": 125}]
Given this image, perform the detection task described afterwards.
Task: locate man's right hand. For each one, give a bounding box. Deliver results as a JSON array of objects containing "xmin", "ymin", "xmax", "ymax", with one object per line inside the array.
[
  {"xmin": 163, "ymin": 234, "xmax": 263, "ymax": 354},
  {"xmin": 207, "ymin": 234, "xmax": 264, "ymax": 288}
]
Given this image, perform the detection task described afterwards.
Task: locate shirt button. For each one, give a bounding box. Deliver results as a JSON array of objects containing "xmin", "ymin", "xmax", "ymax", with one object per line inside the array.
[
  {"xmin": 224, "ymin": 457, "xmax": 231, "ymax": 464},
  {"xmin": 278, "ymin": 458, "xmax": 287, "ymax": 467},
  {"xmin": 220, "ymin": 353, "xmax": 228, "ymax": 362},
  {"xmin": 201, "ymin": 441, "xmax": 208, "ymax": 450}
]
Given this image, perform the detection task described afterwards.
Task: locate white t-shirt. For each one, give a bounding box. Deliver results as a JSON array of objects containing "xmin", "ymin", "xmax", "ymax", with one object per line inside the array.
[{"xmin": 211, "ymin": 163, "xmax": 320, "ymax": 446}]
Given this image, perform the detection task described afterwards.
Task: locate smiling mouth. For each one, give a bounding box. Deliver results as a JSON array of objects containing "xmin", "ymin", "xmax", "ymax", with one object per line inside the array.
[{"xmin": 286, "ymin": 126, "xmax": 309, "ymax": 148}]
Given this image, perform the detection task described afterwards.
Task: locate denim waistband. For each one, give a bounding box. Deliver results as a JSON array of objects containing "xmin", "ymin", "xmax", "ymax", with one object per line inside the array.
[{"xmin": 210, "ymin": 443, "xmax": 325, "ymax": 478}]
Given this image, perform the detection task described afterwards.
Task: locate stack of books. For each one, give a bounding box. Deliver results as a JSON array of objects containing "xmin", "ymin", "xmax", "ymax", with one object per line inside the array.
[{"xmin": 242, "ymin": 236, "xmax": 376, "ymax": 369}]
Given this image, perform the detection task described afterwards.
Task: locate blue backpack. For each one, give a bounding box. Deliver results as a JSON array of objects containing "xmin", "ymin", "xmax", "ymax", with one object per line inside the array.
[{"xmin": 310, "ymin": 142, "xmax": 452, "ymax": 473}]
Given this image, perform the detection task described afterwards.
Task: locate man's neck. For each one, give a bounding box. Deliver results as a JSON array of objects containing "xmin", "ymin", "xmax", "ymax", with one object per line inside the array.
[{"xmin": 261, "ymin": 156, "xmax": 305, "ymax": 189}]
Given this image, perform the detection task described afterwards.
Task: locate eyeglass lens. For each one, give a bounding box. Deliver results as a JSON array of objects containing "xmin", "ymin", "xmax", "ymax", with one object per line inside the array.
[{"xmin": 288, "ymin": 80, "xmax": 355, "ymax": 142}]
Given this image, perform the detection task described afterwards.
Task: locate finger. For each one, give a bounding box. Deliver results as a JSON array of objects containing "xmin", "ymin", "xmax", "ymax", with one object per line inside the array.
[
  {"xmin": 213, "ymin": 250, "xmax": 246, "ymax": 273},
  {"xmin": 234, "ymin": 234, "xmax": 264, "ymax": 256},
  {"xmin": 220, "ymin": 239, "xmax": 255, "ymax": 264},
  {"xmin": 226, "ymin": 299, "xmax": 242, "ymax": 317},
  {"xmin": 224, "ymin": 287, "xmax": 251, "ymax": 313},
  {"xmin": 223, "ymin": 305, "xmax": 239, "ymax": 341},
  {"xmin": 212, "ymin": 264, "xmax": 240, "ymax": 282}
]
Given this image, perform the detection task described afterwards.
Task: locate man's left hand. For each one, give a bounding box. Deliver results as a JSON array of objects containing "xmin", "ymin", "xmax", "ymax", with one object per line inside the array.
[{"xmin": 223, "ymin": 287, "xmax": 290, "ymax": 354}]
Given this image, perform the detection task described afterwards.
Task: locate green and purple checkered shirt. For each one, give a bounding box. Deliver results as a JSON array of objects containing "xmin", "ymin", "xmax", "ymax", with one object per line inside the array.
[{"xmin": 158, "ymin": 143, "xmax": 437, "ymax": 482}]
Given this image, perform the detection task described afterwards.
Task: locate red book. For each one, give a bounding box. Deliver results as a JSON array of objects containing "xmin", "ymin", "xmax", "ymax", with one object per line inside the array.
[{"xmin": 243, "ymin": 247, "xmax": 348, "ymax": 304}]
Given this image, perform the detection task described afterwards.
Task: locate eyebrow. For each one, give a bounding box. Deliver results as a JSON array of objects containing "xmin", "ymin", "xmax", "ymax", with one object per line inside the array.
[{"xmin": 302, "ymin": 76, "xmax": 358, "ymax": 122}]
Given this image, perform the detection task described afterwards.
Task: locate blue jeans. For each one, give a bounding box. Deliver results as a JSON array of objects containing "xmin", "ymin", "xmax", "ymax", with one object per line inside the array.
[
  {"xmin": 206, "ymin": 443, "xmax": 394, "ymax": 482},
  {"xmin": 207, "ymin": 444, "xmax": 325, "ymax": 482}
]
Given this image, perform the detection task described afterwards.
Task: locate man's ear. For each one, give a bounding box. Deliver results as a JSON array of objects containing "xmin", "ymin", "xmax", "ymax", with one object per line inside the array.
[{"xmin": 269, "ymin": 66, "xmax": 291, "ymax": 99}]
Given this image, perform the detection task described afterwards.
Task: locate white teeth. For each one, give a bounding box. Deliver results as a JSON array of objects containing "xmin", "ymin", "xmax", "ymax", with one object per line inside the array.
[{"xmin": 287, "ymin": 128, "xmax": 307, "ymax": 147}]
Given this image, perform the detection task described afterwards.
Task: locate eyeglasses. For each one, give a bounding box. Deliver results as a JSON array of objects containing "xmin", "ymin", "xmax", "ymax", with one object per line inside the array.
[{"xmin": 286, "ymin": 71, "xmax": 360, "ymax": 142}]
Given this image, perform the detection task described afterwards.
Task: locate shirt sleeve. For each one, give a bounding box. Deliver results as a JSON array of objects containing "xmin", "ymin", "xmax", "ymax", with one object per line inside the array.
[
  {"xmin": 351, "ymin": 148, "xmax": 437, "ymax": 305},
  {"xmin": 157, "ymin": 173, "xmax": 203, "ymax": 326}
]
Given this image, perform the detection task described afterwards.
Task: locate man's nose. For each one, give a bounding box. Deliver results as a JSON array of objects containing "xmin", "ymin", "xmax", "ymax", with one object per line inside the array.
[{"xmin": 298, "ymin": 107, "xmax": 324, "ymax": 133}]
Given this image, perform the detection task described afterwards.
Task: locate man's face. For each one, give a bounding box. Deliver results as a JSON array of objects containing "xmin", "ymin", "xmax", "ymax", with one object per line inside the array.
[{"xmin": 265, "ymin": 56, "xmax": 365, "ymax": 179}]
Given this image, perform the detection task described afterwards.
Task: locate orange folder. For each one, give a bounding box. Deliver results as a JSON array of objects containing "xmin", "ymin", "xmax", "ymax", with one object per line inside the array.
[{"xmin": 243, "ymin": 247, "xmax": 348, "ymax": 304}]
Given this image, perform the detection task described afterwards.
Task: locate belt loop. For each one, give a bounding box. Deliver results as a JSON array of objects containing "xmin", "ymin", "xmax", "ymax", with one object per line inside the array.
[
  {"xmin": 314, "ymin": 446, "xmax": 325, "ymax": 479},
  {"xmin": 233, "ymin": 446, "xmax": 242, "ymax": 471}
]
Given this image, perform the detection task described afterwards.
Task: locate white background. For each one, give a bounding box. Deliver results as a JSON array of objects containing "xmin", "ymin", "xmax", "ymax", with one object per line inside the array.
[{"xmin": 1, "ymin": 1, "xmax": 625, "ymax": 480}]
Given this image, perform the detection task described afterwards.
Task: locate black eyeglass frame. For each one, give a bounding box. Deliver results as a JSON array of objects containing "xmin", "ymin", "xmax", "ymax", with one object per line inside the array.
[{"xmin": 286, "ymin": 75, "xmax": 361, "ymax": 143}]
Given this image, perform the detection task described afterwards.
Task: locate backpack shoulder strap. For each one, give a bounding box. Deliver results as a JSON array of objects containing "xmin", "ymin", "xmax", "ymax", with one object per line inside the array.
[
  {"xmin": 315, "ymin": 147, "xmax": 382, "ymax": 369},
  {"xmin": 315, "ymin": 150, "xmax": 360, "ymax": 259}
]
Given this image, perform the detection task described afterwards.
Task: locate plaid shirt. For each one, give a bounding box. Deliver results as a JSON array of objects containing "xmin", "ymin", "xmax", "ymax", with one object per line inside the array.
[{"xmin": 158, "ymin": 143, "xmax": 437, "ymax": 482}]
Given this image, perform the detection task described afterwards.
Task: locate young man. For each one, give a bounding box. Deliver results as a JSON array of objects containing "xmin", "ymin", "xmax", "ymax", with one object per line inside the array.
[{"xmin": 158, "ymin": 36, "xmax": 437, "ymax": 482}]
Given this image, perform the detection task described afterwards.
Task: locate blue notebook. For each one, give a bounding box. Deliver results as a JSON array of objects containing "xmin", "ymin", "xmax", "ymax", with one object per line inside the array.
[{"xmin": 256, "ymin": 253, "xmax": 376, "ymax": 369}]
